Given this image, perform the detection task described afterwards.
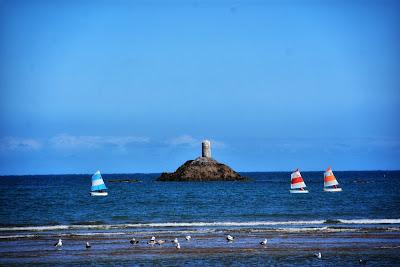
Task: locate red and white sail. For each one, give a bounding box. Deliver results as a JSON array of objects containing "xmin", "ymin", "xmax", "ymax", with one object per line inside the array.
[
  {"xmin": 324, "ymin": 167, "xmax": 339, "ymax": 187},
  {"xmin": 291, "ymin": 169, "xmax": 307, "ymax": 189}
]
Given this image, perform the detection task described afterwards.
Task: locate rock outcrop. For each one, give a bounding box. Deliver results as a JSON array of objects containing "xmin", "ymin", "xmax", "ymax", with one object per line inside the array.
[{"xmin": 157, "ymin": 157, "xmax": 248, "ymax": 182}]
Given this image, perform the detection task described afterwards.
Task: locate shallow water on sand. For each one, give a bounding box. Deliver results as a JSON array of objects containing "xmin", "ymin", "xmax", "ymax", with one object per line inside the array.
[
  {"xmin": 0, "ymin": 171, "xmax": 399, "ymax": 265},
  {"xmin": 1, "ymin": 231, "xmax": 399, "ymax": 266}
]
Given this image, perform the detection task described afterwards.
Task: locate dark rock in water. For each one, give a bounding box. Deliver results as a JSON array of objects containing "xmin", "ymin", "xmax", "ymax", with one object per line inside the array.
[
  {"xmin": 157, "ymin": 157, "xmax": 248, "ymax": 182},
  {"xmin": 108, "ymin": 179, "xmax": 140, "ymax": 183},
  {"xmin": 324, "ymin": 219, "xmax": 342, "ymax": 224}
]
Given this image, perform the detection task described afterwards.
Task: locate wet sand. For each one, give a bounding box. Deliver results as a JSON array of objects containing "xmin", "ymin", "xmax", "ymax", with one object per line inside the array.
[{"xmin": 1, "ymin": 230, "xmax": 399, "ymax": 266}]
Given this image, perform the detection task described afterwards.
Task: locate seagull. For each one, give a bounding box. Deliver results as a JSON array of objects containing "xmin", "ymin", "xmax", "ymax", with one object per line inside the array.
[
  {"xmin": 54, "ymin": 239, "xmax": 62, "ymax": 249},
  {"xmin": 156, "ymin": 240, "xmax": 165, "ymax": 245},
  {"xmin": 314, "ymin": 252, "xmax": 322, "ymax": 259},
  {"xmin": 86, "ymin": 242, "xmax": 91, "ymax": 249},
  {"xmin": 172, "ymin": 238, "xmax": 179, "ymax": 244},
  {"xmin": 359, "ymin": 259, "xmax": 367, "ymax": 264},
  {"xmin": 260, "ymin": 239, "xmax": 268, "ymax": 246},
  {"xmin": 175, "ymin": 242, "xmax": 181, "ymax": 249},
  {"xmin": 185, "ymin": 235, "xmax": 191, "ymax": 241},
  {"xmin": 147, "ymin": 236, "xmax": 156, "ymax": 245},
  {"xmin": 130, "ymin": 238, "xmax": 139, "ymax": 245},
  {"xmin": 226, "ymin": 235, "xmax": 235, "ymax": 242}
]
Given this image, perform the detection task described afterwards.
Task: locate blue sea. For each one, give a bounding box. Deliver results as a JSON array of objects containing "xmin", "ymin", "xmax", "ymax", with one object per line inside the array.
[{"xmin": 0, "ymin": 171, "xmax": 399, "ymax": 266}]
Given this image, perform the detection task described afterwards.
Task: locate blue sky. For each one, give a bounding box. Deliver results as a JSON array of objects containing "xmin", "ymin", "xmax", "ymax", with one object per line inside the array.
[{"xmin": 0, "ymin": 0, "xmax": 399, "ymax": 174}]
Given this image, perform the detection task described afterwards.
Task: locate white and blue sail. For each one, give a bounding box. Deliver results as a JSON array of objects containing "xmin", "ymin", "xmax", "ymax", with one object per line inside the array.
[{"xmin": 90, "ymin": 171, "xmax": 108, "ymax": 196}]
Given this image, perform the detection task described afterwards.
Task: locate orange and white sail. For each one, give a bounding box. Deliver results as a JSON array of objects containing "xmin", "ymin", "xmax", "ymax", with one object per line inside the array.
[
  {"xmin": 291, "ymin": 169, "xmax": 307, "ymax": 189},
  {"xmin": 324, "ymin": 167, "xmax": 339, "ymax": 187}
]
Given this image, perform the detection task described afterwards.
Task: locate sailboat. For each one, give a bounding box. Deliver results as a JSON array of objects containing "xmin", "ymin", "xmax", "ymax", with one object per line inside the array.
[
  {"xmin": 290, "ymin": 169, "xmax": 309, "ymax": 193},
  {"xmin": 323, "ymin": 167, "xmax": 342, "ymax": 192},
  {"xmin": 90, "ymin": 170, "xmax": 108, "ymax": 196}
]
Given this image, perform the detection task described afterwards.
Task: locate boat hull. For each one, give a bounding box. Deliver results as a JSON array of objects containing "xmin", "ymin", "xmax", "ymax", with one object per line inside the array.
[
  {"xmin": 289, "ymin": 189, "xmax": 309, "ymax": 194},
  {"xmin": 90, "ymin": 191, "xmax": 108, "ymax": 196},
  {"xmin": 323, "ymin": 188, "xmax": 342, "ymax": 192}
]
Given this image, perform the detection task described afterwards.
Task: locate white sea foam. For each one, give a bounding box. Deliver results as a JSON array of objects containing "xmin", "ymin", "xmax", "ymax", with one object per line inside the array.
[
  {"xmin": 0, "ymin": 219, "xmax": 399, "ymax": 232},
  {"xmin": 0, "ymin": 225, "xmax": 111, "ymax": 231},
  {"xmin": 337, "ymin": 219, "xmax": 400, "ymax": 224},
  {"xmin": 249, "ymin": 227, "xmax": 328, "ymax": 233},
  {"xmin": 0, "ymin": 234, "xmax": 38, "ymax": 239},
  {"xmin": 61, "ymin": 232, "xmax": 127, "ymax": 237},
  {"xmin": 380, "ymin": 245, "xmax": 400, "ymax": 249},
  {"xmin": 1, "ymin": 225, "xmax": 398, "ymax": 239},
  {"xmin": 281, "ymin": 227, "xmax": 363, "ymax": 233},
  {"xmin": 127, "ymin": 229, "xmax": 217, "ymax": 235},
  {"xmin": 122, "ymin": 221, "xmax": 327, "ymax": 228},
  {"xmin": 386, "ymin": 227, "xmax": 400, "ymax": 231},
  {"xmin": 249, "ymin": 227, "xmax": 366, "ymax": 233}
]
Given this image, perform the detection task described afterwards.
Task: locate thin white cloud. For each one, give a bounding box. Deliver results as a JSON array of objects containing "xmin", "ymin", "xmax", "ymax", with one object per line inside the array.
[
  {"xmin": 0, "ymin": 137, "xmax": 42, "ymax": 151},
  {"xmin": 50, "ymin": 134, "xmax": 150, "ymax": 149},
  {"xmin": 168, "ymin": 134, "xmax": 199, "ymax": 146},
  {"xmin": 167, "ymin": 135, "xmax": 226, "ymax": 148}
]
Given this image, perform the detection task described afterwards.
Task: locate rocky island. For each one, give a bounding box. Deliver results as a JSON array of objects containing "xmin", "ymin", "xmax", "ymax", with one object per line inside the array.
[{"xmin": 157, "ymin": 140, "xmax": 248, "ymax": 182}]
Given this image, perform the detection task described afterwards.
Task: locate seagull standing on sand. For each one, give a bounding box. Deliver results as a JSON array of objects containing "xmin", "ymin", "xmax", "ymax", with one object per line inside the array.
[
  {"xmin": 226, "ymin": 235, "xmax": 235, "ymax": 242},
  {"xmin": 54, "ymin": 239, "xmax": 62, "ymax": 249},
  {"xmin": 359, "ymin": 259, "xmax": 367, "ymax": 264},
  {"xmin": 175, "ymin": 242, "xmax": 181, "ymax": 249},
  {"xmin": 185, "ymin": 235, "xmax": 191, "ymax": 241},
  {"xmin": 86, "ymin": 242, "xmax": 91, "ymax": 249},
  {"xmin": 147, "ymin": 236, "xmax": 156, "ymax": 245},
  {"xmin": 130, "ymin": 238, "xmax": 139, "ymax": 245},
  {"xmin": 156, "ymin": 240, "xmax": 165, "ymax": 245},
  {"xmin": 260, "ymin": 239, "xmax": 268, "ymax": 246},
  {"xmin": 314, "ymin": 252, "xmax": 322, "ymax": 259},
  {"xmin": 172, "ymin": 238, "xmax": 179, "ymax": 244}
]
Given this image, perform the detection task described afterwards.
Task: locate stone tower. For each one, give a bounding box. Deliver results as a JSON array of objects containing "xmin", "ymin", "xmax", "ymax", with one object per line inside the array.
[{"xmin": 202, "ymin": 140, "xmax": 211, "ymax": 158}]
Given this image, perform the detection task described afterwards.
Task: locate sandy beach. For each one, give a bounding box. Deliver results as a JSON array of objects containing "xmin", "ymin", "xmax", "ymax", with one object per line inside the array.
[{"xmin": 1, "ymin": 228, "xmax": 399, "ymax": 266}]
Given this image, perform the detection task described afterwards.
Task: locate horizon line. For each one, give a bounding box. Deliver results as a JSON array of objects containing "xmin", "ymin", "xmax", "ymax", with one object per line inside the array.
[{"xmin": 0, "ymin": 169, "xmax": 399, "ymax": 176}]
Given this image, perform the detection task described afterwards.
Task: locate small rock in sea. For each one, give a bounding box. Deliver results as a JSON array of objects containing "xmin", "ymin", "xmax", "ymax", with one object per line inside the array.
[{"xmin": 156, "ymin": 142, "xmax": 249, "ymax": 182}]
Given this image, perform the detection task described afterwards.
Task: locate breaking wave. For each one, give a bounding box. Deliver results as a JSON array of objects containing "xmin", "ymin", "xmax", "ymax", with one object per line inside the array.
[{"xmin": 0, "ymin": 218, "xmax": 399, "ymax": 232}]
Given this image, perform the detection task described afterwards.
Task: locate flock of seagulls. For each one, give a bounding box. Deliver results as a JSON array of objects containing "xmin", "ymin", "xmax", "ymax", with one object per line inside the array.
[
  {"xmin": 52, "ymin": 235, "xmax": 250, "ymax": 250},
  {"xmin": 53, "ymin": 235, "xmax": 271, "ymax": 249},
  {"xmin": 53, "ymin": 236, "xmax": 368, "ymax": 263}
]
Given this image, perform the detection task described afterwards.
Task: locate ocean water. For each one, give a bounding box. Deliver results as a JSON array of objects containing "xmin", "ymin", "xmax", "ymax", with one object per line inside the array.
[{"xmin": 0, "ymin": 171, "xmax": 399, "ymax": 266}]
